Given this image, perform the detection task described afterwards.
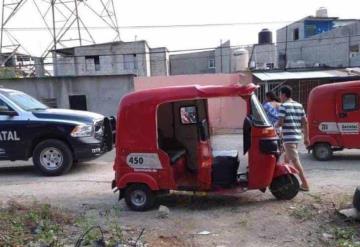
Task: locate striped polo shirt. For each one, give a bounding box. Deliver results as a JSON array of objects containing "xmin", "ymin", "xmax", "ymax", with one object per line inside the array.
[{"xmin": 279, "ymin": 100, "xmax": 306, "ymax": 143}]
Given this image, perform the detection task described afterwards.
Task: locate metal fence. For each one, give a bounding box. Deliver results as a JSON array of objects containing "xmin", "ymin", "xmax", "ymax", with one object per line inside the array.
[{"xmin": 256, "ymin": 79, "xmax": 327, "ymax": 110}]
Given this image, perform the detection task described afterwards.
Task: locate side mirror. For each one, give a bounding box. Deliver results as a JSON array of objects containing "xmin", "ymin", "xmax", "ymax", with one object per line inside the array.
[
  {"xmin": 0, "ymin": 110, "xmax": 18, "ymax": 117},
  {"xmin": 199, "ymin": 119, "xmax": 209, "ymax": 141},
  {"xmin": 243, "ymin": 116, "xmax": 252, "ymax": 155}
]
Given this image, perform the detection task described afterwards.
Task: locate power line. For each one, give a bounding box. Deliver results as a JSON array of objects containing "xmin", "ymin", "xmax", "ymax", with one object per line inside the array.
[
  {"xmin": 1, "ymin": 20, "xmax": 294, "ymax": 31},
  {"xmin": 39, "ymin": 32, "xmax": 360, "ymax": 59},
  {"xmin": 3, "ymin": 29, "xmax": 360, "ymax": 58}
]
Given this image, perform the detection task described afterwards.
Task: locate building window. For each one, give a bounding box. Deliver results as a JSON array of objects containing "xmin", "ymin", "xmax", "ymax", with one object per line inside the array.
[
  {"xmin": 208, "ymin": 58, "xmax": 215, "ymax": 69},
  {"xmin": 350, "ymin": 44, "xmax": 360, "ymax": 58},
  {"xmin": 124, "ymin": 54, "xmax": 138, "ymax": 70},
  {"xmin": 266, "ymin": 63, "xmax": 274, "ymax": 69},
  {"xmin": 293, "ymin": 28, "xmax": 299, "ymax": 41},
  {"xmin": 85, "ymin": 56, "xmax": 100, "ymax": 72}
]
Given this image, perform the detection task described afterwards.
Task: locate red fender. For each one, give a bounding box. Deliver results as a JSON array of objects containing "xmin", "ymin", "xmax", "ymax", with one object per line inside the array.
[
  {"xmin": 273, "ymin": 163, "xmax": 299, "ymax": 179},
  {"xmin": 310, "ymin": 135, "xmax": 338, "ymax": 147},
  {"xmin": 116, "ymin": 173, "xmax": 159, "ymax": 190}
]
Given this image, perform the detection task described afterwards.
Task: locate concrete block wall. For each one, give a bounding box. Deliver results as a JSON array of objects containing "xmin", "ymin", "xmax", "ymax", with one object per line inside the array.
[
  {"xmin": 215, "ymin": 41, "xmax": 232, "ymax": 73},
  {"xmin": 0, "ymin": 75, "xmax": 134, "ymax": 116},
  {"xmin": 170, "ymin": 50, "xmax": 216, "ymax": 75},
  {"xmin": 150, "ymin": 47, "xmax": 169, "ymax": 76}
]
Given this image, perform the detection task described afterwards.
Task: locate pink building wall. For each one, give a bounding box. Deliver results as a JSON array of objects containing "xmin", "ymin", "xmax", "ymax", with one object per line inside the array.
[{"xmin": 134, "ymin": 73, "xmax": 252, "ymax": 132}]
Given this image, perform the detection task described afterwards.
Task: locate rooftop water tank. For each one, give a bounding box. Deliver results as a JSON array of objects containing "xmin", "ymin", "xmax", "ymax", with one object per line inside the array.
[
  {"xmin": 258, "ymin": 28, "xmax": 272, "ymax": 45},
  {"xmin": 316, "ymin": 7, "xmax": 328, "ymax": 18}
]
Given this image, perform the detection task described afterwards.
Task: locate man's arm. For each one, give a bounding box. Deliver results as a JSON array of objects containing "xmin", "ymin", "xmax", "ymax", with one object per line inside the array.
[
  {"xmin": 276, "ymin": 117, "xmax": 284, "ymax": 128},
  {"xmin": 276, "ymin": 105, "xmax": 285, "ymax": 128},
  {"xmin": 302, "ymin": 116, "xmax": 310, "ymax": 147}
]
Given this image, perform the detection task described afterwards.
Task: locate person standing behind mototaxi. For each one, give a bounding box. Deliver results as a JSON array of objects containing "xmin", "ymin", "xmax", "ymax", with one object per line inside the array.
[
  {"xmin": 276, "ymin": 86, "xmax": 310, "ymax": 191},
  {"xmin": 263, "ymin": 91, "xmax": 281, "ymax": 126}
]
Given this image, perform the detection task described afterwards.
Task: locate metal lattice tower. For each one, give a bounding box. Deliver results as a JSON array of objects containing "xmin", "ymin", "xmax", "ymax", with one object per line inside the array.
[
  {"xmin": 0, "ymin": 0, "xmax": 28, "ymax": 54},
  {"xmin": 1, "ymin": 0, "xmax": 120, "ymax": 59}
]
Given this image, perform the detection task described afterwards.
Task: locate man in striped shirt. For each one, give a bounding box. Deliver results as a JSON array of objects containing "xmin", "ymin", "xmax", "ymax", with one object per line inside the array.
[{"xmin": 276, "ymin": 86, "xmax": 310, "ymax": 191}]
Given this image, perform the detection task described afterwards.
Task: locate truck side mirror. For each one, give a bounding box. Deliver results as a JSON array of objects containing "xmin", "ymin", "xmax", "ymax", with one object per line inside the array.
[
  {"xmin": 0, "ymin": 110, "xmax": 18, "ymax": 117},
  {"xmin": 0, "ymin": 105, "xmax": 18, "ymax": 117}
]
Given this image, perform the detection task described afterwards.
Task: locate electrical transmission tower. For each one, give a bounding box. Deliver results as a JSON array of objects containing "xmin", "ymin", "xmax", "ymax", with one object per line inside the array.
[
  {"xmin": 0, "ymin": 0, "xmax": 28, "ymax": 58},
  {"xmin": 0, "ymin": 0, "xmax": 120, "ymax": 75}
]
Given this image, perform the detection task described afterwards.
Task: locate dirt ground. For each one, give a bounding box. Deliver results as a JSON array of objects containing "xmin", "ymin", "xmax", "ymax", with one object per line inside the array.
[{"xmin": 0, "ymin": 135, "xmax": 360, "ymax": 246}]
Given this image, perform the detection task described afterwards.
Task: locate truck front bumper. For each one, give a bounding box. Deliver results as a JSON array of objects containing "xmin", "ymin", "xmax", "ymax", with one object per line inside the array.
[{"xmin": 71, "ymin": 116, "xmax": 115, "ymax": 161}]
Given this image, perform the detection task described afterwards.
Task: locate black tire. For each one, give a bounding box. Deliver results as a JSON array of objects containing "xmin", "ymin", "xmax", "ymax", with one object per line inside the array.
[
  {"xmin": 313, "ymin": 143, "xmax": 333, "ymax": 161},
  {"xmin": 353, "ymin": 186, "xmax": 360, "ymax": 211},
  {"xmin": 33, "ymin": 139, "xmax": 73, "ymax": 176},
  {"xmin": 124, "ymin": 184, "xmax": 155, "ymax": 211},
  {"xmin": 270, "ymin": 174, "xmax": 300, "ymax": 200}
]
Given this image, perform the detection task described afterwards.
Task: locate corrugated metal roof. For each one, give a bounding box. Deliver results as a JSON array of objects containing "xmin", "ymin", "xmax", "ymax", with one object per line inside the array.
[{"xmin": 253, "ymin": 68, "xmax": 360, "ymax": 81}]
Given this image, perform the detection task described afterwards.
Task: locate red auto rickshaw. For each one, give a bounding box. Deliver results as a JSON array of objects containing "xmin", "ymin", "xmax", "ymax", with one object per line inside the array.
[
  {"xmin": 112, "ymin": 83, "xmax": 300, "ymax": 211},
  {"xmin": 308, "ymin": 80, "xmax": 360, "ymax": 160}
]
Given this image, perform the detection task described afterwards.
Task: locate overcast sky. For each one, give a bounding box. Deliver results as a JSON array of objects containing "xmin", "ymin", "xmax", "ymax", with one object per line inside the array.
[{"xmin": 1, "ymin": 0, "xmax": 360, "ymax": 56}]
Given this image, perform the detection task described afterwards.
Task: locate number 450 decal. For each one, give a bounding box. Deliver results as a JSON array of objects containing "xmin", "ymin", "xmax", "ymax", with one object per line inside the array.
[
  {"xmin": 126, "ymin": 153, "xmax": 162, "ymax": 169},
  {"xmin": 128, "ymin": 156, "xmax": 144, "ymax": 165}
]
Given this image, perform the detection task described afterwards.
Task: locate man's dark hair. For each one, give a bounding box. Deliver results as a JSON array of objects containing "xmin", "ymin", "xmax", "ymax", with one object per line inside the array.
[
  {"xmin": 265, "ymin": 91, "xmax": 280, "ymax": 102},
  {"xmin": 280, "ymin": 86, "xmax": 292, "ymax": 98}
]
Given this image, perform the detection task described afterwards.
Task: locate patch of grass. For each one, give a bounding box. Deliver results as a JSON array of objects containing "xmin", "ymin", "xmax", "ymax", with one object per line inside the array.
[
  {"xmin": 306, "ymin": 193, "xmax": 323, "ymax": 204},
  {"xmin": 112, "ymin": 204, "xmax": 122, "ymax": 218},
  {"xmin": 106, "ymin": 219, "xmax": 124, "ymax": 246},
  {"xmin": 75, "ymin": 215, "xmax": 101, "ymax": 246},
  {"xmin": 333, "ymin": 194, "xmax": 353, "ymax": 210},
  {"xmin": 237, "ymin": 218, "xmax": 248, "ymax": 227},
  {"xmin": 333, "ymin": 227, "xmax": 360, "ymax": 247},
  {"xmin": 0, "ymin": 201, "xmax": 140, "ymax": 246},
  {"xmin": 0, "ymin": 201, "xmax": 73, "ymax": 246},
  {"xmin": 290, "ymin": 205, "xmax": 316, "ymax": 221}
]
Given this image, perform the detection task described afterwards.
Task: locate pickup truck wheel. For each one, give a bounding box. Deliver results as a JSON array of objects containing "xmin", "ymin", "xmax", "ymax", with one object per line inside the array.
[
  {"xmin": 33, "ymin": 139, "xmax": 73, "ymax": 176},
  {"xmin": 313, "ymin": 143, "xmax": 333, "ymax": 161},
  {"xmin": 124, "ymin": 184, "xmax": 155, "ymax": 211}
]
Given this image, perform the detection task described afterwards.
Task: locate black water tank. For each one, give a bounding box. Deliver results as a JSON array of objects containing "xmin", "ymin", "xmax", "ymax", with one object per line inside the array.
[{"xmin": 258, "ymin": 28, "xmax": 273, "ymax": 44}]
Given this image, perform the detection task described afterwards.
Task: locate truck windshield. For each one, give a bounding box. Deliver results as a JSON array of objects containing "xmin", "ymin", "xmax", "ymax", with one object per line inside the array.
[
  {"xmin": 250, "ymin": 94, "xmax": 271, "ymax": 127},
  {"xmin": 3, "ymin": 91, "xmax": 48, "ymax": 111}
]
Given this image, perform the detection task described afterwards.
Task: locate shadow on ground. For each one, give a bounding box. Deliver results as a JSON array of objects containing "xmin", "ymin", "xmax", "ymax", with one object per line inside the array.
[{"xmin": 0, "ymin": 161, "xmax": 104, "ymax": 177}]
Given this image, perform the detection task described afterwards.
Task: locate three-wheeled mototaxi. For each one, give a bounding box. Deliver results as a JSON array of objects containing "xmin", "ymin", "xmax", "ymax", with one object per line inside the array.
[{"xmin": 112, "ymin": 83, "xmax": 300, "ymax": 211}]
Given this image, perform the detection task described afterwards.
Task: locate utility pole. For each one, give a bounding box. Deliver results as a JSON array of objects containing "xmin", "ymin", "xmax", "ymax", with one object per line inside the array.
[
  {"xmin": 348, "ymin": 28, "xmax": 351, "ymax": 67},
  {"xmin": 284, "ymin": 25, "xmax": 288, "ymax": 71},
  {"xmin": 220, "ymin": 39, "xmax": 223, "ymax": 73}
]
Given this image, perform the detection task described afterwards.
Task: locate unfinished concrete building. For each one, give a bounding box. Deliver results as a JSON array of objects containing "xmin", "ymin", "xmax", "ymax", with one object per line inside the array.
[
  {"xmin": 277, "ymin": 8, "xmax": 360, "ymax": 69},
  {"xmin": 52, "ymin": 41, "xmax": 169, "ymax": 77},
  {"xmin": 169, "ymin": 41, "xmax": 246, "ymax": 75}
]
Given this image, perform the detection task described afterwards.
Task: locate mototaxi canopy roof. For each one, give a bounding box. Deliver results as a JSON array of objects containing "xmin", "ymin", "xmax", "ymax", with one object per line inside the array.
[{"xmin": 116, "ymin": 83, "xmax": 258, "ymax": 152}]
